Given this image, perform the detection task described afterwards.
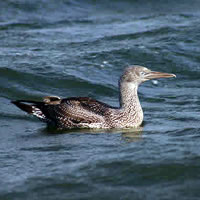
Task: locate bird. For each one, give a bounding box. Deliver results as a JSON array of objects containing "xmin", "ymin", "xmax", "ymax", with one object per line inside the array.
[{"xmin": 12, "ymin": 66, "xmax": 176, "ymax": 130}]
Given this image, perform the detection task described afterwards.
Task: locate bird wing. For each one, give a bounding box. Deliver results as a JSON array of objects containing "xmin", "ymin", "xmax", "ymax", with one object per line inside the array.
[
  {"xmin": 12, "ymin": 97, "xmax": 116, "ymax": 126},
  {"xmin": 53, "ymin": 97, "xmax": 115, "ymax": 123}
]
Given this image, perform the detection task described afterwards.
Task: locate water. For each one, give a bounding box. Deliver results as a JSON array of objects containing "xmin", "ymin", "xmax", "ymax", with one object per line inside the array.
[{"xmin": 1, "ymin": 0, "xmax": 200, "ymax": 199}]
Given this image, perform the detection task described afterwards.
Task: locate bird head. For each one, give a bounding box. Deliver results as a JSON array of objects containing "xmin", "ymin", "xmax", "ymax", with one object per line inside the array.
[{"xmin": 120, "ymin": 65, "xmax": 176, "ymax": 85}]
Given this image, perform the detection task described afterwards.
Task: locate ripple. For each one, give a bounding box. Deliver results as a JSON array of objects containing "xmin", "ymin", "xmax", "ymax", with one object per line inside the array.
[{"xmin": 1, "ymin": 1, "xmax": 200, "ymax": 199}]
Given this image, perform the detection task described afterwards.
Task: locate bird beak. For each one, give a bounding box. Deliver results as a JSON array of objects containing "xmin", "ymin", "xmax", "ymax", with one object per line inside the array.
[{"xmin": 145, "ymin": 71, "xmax": 176, "ymax": 80}]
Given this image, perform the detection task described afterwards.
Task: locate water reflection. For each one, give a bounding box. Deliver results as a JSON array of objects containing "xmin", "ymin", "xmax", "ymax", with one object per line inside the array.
[
  {"xmin": 41, "ymin": 126, "xmax": 144, "ymax": 142},
  {"xmin": 121, "ymin": 127, "xmax": 143, "ymax": 142}
]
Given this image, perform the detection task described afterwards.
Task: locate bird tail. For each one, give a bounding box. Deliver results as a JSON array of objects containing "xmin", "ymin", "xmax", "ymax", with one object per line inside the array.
[{"xmin": 11, "ymin": 100, "xmax": 47, "ymax": 121}]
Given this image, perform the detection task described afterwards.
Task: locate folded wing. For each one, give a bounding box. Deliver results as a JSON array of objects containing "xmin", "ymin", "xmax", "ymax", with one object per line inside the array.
[{"xmin": 12, "ymin": 96, "xmax": 116, "ymax": 128}]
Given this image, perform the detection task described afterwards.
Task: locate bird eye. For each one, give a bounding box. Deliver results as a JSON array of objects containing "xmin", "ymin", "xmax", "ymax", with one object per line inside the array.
[{"xmin": 140, "ymin": 71, "xmax": 146, "ymax": 76}]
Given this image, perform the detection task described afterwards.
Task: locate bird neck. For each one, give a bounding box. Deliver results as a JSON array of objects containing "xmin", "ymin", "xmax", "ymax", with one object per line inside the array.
[{"xmin": 119, "ymin": 81, "xmax": 142, "ymax": 113}]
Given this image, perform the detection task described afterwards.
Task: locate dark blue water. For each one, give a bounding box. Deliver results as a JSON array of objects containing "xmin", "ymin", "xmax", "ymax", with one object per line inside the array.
[{"xmin": 1, "ymin": 0, "xmax": 200, "ymax": 199}]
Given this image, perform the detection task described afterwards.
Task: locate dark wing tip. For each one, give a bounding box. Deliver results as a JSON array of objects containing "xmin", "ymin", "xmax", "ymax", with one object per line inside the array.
[
  {"xmin": 11, "ymin": 100, "xmax": 34, "ymax": 114},
  {"xmin": 11, "ymin": 100, "xmax": 19, "ymax": 105},
  {"xmin": 11, "ymin": 100, "xmax": 21, "ymax": 107}
]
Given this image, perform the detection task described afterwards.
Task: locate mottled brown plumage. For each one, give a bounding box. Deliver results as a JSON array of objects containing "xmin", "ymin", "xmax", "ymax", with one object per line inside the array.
[{"xmin": 12, "ymin": 66, "xmax": 176, "ymax": 129}]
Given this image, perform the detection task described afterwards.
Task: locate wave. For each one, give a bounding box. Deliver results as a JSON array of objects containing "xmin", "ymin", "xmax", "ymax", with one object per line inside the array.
[{"xmin": 1, "ymin": 0, "xmax": 200, "ymax": 26}]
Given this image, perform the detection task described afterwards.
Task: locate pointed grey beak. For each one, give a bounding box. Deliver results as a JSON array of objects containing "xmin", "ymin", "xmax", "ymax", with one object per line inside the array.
[{"xmin": 145, "ymin": 71, "xmax": 176, "ymax": 80}]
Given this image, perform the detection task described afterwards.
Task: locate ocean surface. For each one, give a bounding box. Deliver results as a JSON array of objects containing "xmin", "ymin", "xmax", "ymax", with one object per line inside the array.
[{"xmin": 1, "ymin": 0, "xmax": 200, "ymax": 199}]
